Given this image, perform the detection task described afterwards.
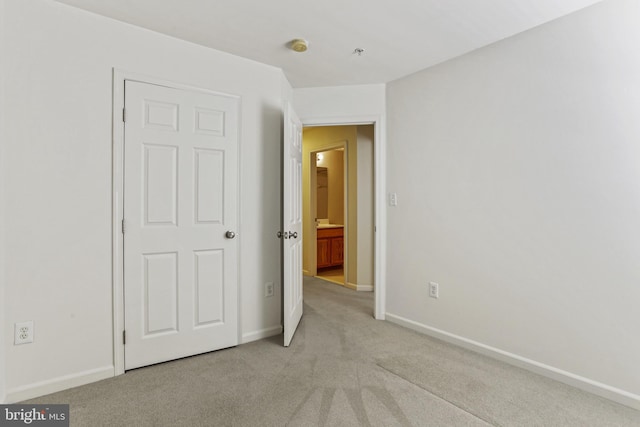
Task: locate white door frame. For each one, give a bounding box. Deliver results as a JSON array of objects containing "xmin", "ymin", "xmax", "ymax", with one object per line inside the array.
[
  {"xmin": 111, "ymin": 69, "xmax": 242, "ymax": 375},
  {"xmin": 301, "ymin": 116, "xmax": 386, "ymax": 320}
]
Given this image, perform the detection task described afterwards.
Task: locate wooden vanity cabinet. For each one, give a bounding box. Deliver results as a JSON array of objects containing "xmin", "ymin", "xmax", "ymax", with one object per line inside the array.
[
  {"xmin": 330, "ymin": 238, "xmax": 343, "ymax": 265},
  {"xmin": 317, "ymin": 238, "xmax": 331, "ymax": 267},
  {"xmin": 317, "ymin": 227, "xmax": 344, "ymax": 268}
]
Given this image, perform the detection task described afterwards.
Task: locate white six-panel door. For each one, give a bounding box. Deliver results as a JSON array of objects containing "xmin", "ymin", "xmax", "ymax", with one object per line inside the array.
[
  {"xmin": 123, "ymin": 80, "xmax": 239, "ymax": 370},
  {"xmin": 283, "ymin": 103, "xmax": 303, "ymax": 347}
]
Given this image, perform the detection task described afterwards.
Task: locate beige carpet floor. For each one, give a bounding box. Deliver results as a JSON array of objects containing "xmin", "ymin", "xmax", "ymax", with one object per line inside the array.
[{"xmin": 25, "ymin": 276, "xmax": 640, "ymax": 426}]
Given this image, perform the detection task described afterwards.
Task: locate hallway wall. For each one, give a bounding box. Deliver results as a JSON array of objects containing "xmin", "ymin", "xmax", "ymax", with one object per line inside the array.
[{"xmin": 356, "ymin": 126, "xmax": 374, "ymax": 289}]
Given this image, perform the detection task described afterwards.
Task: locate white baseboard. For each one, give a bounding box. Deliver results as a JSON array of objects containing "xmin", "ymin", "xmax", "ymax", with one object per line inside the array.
[
  {"xmin": 241, "ymin": 325, "xmax": 282, "ymax": 344},
  {"xmin": 4, "ymin": 366, "xmax": 114, "ymax": 404},
  {"xmin": 344, "ymin": 282, "xmax": 373, "ymax": 292},
  {"xmin": 385, "ymin": 312, "xmax": 640, "ymax": 411},
  {"xmin": 344, "ymin": 282, "xmax": 357, "ymax": 291},
  {"xmin": 330, "ymin": 281, "xmax": 373, "ymax": 292}
]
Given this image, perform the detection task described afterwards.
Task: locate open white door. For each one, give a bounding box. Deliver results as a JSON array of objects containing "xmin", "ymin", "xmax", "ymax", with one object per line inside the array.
[{"xmin": 282, "ymin": 102, "xmax": 303, "ymax": 347}]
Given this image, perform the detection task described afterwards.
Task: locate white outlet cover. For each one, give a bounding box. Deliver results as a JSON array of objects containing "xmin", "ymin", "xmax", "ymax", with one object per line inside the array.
[
  {"xmin": 265, "ymin": 282, "xmax": 274, "ymax": 297},
  {"xmin": 429, "ymin": 282, "xmax": 439, "ymax": 298},
  {"xmin": 15, "ymin": 321, "xmax": 34, "ymax": 345}
]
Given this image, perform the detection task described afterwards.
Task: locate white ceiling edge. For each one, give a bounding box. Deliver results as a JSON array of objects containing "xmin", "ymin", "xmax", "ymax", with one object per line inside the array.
[{"xmin": 51, "ymin": 0, "xmax": 604, "ymax": 88}]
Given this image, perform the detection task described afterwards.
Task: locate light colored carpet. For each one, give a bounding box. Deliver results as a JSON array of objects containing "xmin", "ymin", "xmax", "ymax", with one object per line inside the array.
[{"xmin": 25, "ymin": 277, "xmax": 640, "ymax": 426}]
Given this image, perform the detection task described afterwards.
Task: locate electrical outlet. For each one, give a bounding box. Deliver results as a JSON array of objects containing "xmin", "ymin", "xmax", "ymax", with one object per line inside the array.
[
  {"xmin": 429, "ymin": 282, "xmax": 439, "ymax": 299},
  {"xmin": 265, "ymin": 282, "xmax": 274, "ymax": 298},
  {"xmin": 389, "ymin": 192, "xmax": 398, "ymax": 206},
  {"xmin": 15, "ymin": 321, "xmax": 34, "ymax": 345}
]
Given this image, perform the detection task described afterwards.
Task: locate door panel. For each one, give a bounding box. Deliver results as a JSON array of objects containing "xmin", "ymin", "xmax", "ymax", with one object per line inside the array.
[
  {"xmin": 283, "ymin": 102, "xmax": 303, "ymax": 347},
  {"xmin": 194, "ymin": 249, "xmax": 224, "ymax": 326},
  {"xmin": 144, "ymin": 144, "xmax": 178, "ymax": 225},
  {"xmin": 144, "ymin": 252, "xmax": 178, "ymax": 335},
  {"xmin": 194, "ymin": 149, "xmax": 224, "ymax": 224},
  {"xmin": 124, "ymin": 80, "xmax": 239, "ymax": 370}
]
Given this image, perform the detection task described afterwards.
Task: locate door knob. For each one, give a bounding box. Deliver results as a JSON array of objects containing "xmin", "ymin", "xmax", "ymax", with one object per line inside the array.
[
  {"xmin": 225, "ymin": 231, "xmax": 236, "ymax": 239},
  {"xmin": 276, "ymin": 231, "xmax": 298, "ymax": 239}
]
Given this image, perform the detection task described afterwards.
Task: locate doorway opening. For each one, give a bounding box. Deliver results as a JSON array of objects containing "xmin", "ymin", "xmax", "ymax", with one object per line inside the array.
[
  {"xmin": 314, "ymin": 146, "xmax": 346, "ymax": 286},
  {"xmin": 302, "ymin": 125, "xmax": 375, "ymax": 297}
]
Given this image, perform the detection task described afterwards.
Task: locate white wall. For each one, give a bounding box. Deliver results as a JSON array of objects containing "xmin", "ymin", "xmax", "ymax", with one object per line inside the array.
[
  {"xmin": 294, "ymin": 85, "xmax": 385, "ymax": 122},
  {"xmin": 0, "ymin": 0, "xmax": 7, "ymax": 404},
  {"xmin": 386, "ymin": 0, "xmax": 640, "ymax": 407},
  {"xmin": 2, "ymin": 0, "xmax": 284, "ymax": 402}
]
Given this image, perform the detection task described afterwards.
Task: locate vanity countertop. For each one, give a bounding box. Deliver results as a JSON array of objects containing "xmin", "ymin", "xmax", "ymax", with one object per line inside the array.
[{"xmin": 317, "ymin": 224, "xmax": 343, "ymax": 229}]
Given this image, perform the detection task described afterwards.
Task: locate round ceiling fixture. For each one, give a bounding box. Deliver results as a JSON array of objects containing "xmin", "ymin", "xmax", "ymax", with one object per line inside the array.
[{"xmin": 290, "ymin": 39, "xmax": 309, "ymax": 53}]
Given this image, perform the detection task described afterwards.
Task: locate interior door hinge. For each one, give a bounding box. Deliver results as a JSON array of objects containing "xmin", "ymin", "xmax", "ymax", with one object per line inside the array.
[
  {"xmin": 121, "ymin": 219, "xmax": 126, "ymax": 234},
  {"xmin": 122, "ymin": 108, "xmax": 126, "ymax": 123},
  {"xmin": 123, "ymin": 330, "xmax": 126, "ymax": 345}
]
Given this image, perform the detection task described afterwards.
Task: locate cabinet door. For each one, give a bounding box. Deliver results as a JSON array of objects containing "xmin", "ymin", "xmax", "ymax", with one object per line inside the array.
[
  {"xmin": 330, "ymin": 237, "xmax": 344, "ymax": 265},
  {"xmin": 317, "ymin": 238, "xmax": 331, "ymax": 268}
]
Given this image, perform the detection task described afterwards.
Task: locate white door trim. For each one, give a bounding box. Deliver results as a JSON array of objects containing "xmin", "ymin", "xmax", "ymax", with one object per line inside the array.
[
  {"xmin": 301, "ymin": 115, "xmax": 386, "ymax": 320},
  {"xmin": 111, "ymin": 69, "xmax": 242, "ymax": 375}
]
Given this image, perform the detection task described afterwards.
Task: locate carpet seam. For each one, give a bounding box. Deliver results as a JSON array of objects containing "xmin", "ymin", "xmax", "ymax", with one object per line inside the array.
[{"xmin": 376, "ymin": 363, "xmax": 497, "ymax": 427}]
